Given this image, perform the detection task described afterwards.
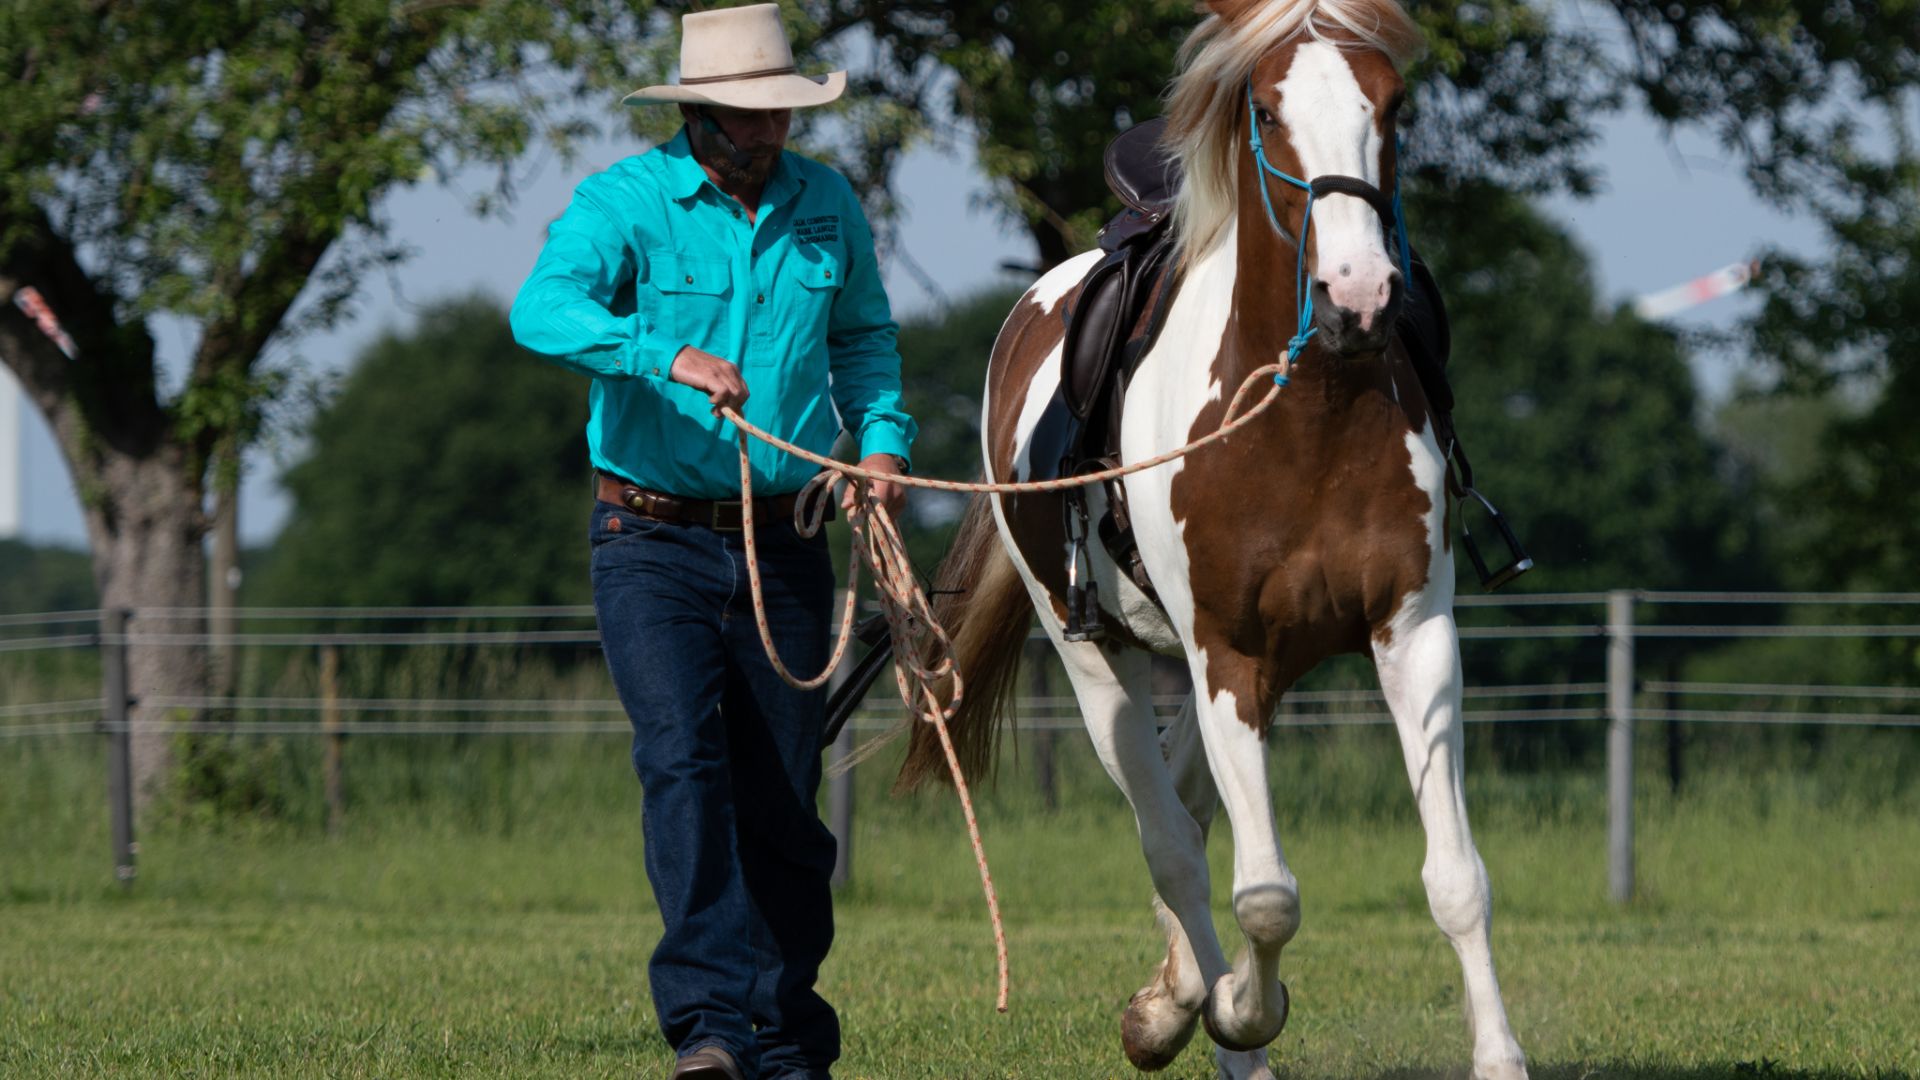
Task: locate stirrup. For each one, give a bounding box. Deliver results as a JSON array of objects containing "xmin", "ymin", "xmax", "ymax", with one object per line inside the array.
[
  {"xmin": 1459, "ymin": 487, "xmax": 1533, "ymax": 592},
  {"xmin": 1063, "ymin": 494, "xmax": 1105, "ymax": 642}
]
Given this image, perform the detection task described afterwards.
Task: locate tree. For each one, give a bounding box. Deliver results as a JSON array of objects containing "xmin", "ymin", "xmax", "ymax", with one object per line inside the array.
[
  {"xmin": 254, "ymin": 296, "xmax": 592, "ymax": 608},
  {"xmin": 0, "ymin": 1, "xmax": 696, "ymax": 808},
  {"xmin": 798, "ymin": 0, "xmax": 1608, "ymax": 267}
]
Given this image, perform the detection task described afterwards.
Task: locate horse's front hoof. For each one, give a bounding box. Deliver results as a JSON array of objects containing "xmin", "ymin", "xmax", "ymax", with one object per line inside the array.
[
  {"xmin": 1200, "ymin": 975, "xmax": 1289, "ymax": 1052},
  {"xmin": 1121, "ymin": 982, "xmax": 1201, "ymax": 1071}
]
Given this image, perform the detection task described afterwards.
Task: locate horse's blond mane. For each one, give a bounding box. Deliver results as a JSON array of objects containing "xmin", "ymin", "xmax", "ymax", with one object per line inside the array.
[{"xmin": 1166, "ymin": 0, "xmax": 1425, "ymax": 263}]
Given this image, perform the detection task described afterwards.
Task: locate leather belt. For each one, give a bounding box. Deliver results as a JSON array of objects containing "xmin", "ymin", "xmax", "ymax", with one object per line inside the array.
[{"xmin": 594, "ymin": 471, "xmax": 825, "ymax": 531}]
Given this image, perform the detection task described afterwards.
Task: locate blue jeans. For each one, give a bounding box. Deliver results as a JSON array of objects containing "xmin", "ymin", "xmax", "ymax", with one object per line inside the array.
[{"xmin": 589, "ymin": 500, "xmax": 839, "ymax": 1079}]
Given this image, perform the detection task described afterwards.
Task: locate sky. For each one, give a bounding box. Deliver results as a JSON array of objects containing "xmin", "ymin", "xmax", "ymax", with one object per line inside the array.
[{"xmin": 8, "ymin": 77, "xmax": 1823, "ymax": 550}]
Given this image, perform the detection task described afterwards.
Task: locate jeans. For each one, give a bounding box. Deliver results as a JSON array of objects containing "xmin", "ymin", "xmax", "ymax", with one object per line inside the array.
[{"xmin": 589, "ymin": 499, "xmax": 840, "ymax": 1079}]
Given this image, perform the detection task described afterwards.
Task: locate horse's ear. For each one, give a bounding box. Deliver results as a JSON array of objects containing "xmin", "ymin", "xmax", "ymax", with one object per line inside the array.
[{"xmin": 1199, "ymin": 0, "xmax": 1265, "ymax": 24}]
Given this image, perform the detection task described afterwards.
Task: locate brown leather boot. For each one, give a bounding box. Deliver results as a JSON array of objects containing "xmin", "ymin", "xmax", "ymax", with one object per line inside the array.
[{"xmin": 669, "ymin": 1045, "xmax": 745, "ymax": 1080}]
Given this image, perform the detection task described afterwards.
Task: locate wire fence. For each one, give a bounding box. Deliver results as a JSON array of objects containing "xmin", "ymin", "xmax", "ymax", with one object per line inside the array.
[{"xmin": 5, "ymin": 592, "xmax": 1920, "ymax": 894}]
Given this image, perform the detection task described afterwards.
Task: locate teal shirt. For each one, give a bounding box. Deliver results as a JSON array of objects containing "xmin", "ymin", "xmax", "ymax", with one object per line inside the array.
[{"xmin": 510, "ymin": 127, "xmax": 917, "ymax": 498}]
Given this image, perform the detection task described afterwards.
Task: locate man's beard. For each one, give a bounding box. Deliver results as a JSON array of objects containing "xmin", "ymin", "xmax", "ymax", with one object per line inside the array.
[
  {"xmin": 711, "ymin": 148, "xmax": 778, "ymax": 186},
  {"xmin": 693, "ymin": 109, "xmax": 780, "ymax": 187}
]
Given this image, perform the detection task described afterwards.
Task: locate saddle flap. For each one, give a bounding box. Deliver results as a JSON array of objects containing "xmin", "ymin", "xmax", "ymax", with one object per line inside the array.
[
  {"xmin": 1062, "ymin": 251, "xmax": 1130, "ymax": 419},
  {"xmin": 1103, "ymin": 116, "xmax": 1182, "ymax": 216}
]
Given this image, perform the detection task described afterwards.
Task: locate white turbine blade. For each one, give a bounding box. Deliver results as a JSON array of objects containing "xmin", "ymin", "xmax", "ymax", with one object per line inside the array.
[{"xmin": 1633, "ymin": 260, "xmax": 1758, "ymax": 320}]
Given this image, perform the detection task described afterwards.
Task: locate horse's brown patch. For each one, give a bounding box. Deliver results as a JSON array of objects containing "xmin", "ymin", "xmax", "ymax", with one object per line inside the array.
[
  {"xmin": 985, "ymin": 292, "xmax": 1078, "ymax": 625},
  {"xmin": 988, "ymin": 271, "xmax": 1189, "ymax": 636},
  {"xmin": 1343, "ymin": 47, "xmax": 1406, "ymax": 143}
]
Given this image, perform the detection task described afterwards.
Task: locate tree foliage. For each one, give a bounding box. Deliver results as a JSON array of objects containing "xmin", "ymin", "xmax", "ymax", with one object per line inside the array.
[
  {"xmin": 0, "ymin": 540, "xmax": 95, "ymax": 615},
  {"xmin": 255, "ymin": 296, "xmax": 591, "ymax": 608},
  {"xmin": 1415, "ymin": 184, "xmax": 1771, "ymax": 595},
  {"xmin": 0, "ymin": 0, "xmax": 679, "ymax": 803},
  {"xmin": 0, "ymin": 1, "xmax": 686, "ymax": 493}
]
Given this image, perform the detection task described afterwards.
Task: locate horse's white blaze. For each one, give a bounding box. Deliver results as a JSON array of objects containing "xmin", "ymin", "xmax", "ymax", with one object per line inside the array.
[
  {"xmin": 1030, "ymin": 248, "xmax": 1104, "ymax": 316},
  {"xmin": 1275, "ymin": 43, "xmax": 1395, "ymax": 328}
]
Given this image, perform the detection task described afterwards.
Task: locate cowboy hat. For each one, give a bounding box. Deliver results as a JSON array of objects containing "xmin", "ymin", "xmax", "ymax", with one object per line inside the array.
[{"xmin": 623, "ymin": 4, "xmax": 845, "ymax": 110}]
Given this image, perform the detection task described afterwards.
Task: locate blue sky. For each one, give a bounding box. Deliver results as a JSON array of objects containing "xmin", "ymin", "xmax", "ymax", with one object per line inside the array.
[{"xmin": 11, "ymin": 94, "xmax": 1820, "ymax": 548}]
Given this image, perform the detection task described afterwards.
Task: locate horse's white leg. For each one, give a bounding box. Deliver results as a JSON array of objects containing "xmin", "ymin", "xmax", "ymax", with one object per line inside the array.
[
  {"xmin": 986, "ymin": 491, "xmax": 1226, "ymax": 1071},
  {"xmin": 1374, "ymin": 606, "xmax": 1529, "ymax": 1080},
  {"xmin": 1033, "ymin": 625, "xmax": 1226, "ymax": 1071},
  {"xmin": 1159, "ymin": 686, "xmax": 1218, "ymax": 835},
  {"xmin": 1184, "ymin": 647, "xmax": 1298, "ymax": 1057},
  {"xmin": 1154, "ymin": 698, "xmax": 1274, "ymax": 1080}
]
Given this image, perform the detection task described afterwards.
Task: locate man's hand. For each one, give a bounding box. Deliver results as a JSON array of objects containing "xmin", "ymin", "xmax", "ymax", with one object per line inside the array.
[
  {"xmin": 668, "ymin": 346, "xmax": 749, "ymax": 416},
  {"xmin": 846, "ymin": 453, "xmax": 907, "ymax": 520}
]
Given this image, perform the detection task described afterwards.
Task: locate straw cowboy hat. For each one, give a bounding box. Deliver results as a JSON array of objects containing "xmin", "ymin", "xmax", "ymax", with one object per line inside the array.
[{"xmin": 623, "ymin": 4, "xmax": 846, "ymax": 110}]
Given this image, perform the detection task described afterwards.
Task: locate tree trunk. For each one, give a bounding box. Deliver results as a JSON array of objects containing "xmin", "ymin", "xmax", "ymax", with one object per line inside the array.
[
  {"xmin": 84, "ymin": 444, "xmax": 210, "ymax": 819},
  {"xmin": 1023, "ymin": 214, "xmax": 1079, "ymax": 273}
]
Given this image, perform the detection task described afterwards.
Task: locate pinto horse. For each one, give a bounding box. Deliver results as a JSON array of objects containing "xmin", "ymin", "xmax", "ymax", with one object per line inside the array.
[{"xmin": 893, "ymin": 1, "xmax": 1530, "ymax": 1077}]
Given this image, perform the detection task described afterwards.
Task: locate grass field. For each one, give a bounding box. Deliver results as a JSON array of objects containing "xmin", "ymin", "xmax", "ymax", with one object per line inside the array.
[{"xmin": 3, "ymin": 728, "xmax": 1917, "ymax": 1079}]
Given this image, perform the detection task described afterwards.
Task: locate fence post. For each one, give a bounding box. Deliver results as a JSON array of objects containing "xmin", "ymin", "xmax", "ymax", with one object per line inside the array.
[
  {"xmin": 320, "ymin": 644, "xmax": 345, "ymax": 837},
  {"xmin": 1030, "ymin": 645, "xmax": 1057, "ymax": 811},
  {"xmin": 1606, "ymin": 590, "xmax": 1636, "ymax": 903},
  {"xmin": 103, "ymin": 607, "xmax": 135, "ymax": 890},
  {"xmin": 827, "ymin": 620, "xmax": 855, "ymax": 891}
]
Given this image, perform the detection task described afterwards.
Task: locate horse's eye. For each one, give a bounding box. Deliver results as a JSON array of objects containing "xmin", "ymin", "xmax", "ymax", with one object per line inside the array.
[{"xmin": 1255, "ymin": 106, "xmax": 1276, "ymax": 127}]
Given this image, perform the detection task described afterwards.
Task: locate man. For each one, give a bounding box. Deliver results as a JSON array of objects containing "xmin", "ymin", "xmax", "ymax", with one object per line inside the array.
[{"xmin": 509, "ymin": 6, "xmax": 915, "ymax": 1078}]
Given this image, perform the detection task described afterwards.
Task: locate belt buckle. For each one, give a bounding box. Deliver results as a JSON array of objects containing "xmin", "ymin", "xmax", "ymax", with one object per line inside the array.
[{"xmin": 711, "ymin": 500, "xmax": 744, "ymax": 532}]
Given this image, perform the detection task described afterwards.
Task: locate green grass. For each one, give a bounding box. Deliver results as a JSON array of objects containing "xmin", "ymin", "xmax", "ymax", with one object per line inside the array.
[{"xmin": 3, "ymin": 731, "xmax": 1917, "ymax": 1078}]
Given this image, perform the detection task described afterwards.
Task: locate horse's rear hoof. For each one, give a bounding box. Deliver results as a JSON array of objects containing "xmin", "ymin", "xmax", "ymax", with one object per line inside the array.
[
  {"xmin": 1200, "ymin": 978, "xmax": 1289, "ymax": 1053},
  {"xmin": 1121, "ymin": 984, "xmax": 1201, "ymax": 1071}
]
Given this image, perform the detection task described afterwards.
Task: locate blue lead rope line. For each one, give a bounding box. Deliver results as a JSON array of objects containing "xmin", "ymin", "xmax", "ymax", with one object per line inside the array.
[
  {"xmin": 1246, "ymin": 79, "xmax": 1317, "ymax": 379},
  {"xmin": 1243, "ymin": 78, "xmax": 1415, "ymax": 385}
]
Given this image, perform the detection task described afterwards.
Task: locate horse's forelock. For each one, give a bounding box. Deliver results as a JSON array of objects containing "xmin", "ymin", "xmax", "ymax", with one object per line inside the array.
[{"xmin": 1166, "ymin": 0, "xmax": 1423, "ymax": 264}]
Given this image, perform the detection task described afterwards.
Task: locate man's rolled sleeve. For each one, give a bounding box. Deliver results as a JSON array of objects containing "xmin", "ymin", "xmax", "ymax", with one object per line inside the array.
[
  {"xmin": 825, "ymin": 202, "xmax": 918, "ymax": 467},
  {"xmin": 510, "ymin": 182, "xmax": 675, "ymax": 386}
]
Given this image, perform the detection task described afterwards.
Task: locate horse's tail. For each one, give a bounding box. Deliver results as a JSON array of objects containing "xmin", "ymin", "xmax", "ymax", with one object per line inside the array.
[{"xmin": 894, "ymin": 494, "xmax": 1033, "ymax": 792}]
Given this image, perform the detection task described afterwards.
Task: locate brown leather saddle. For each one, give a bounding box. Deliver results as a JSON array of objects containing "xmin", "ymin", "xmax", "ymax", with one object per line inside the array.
[{"xmin": 1060, "ymin": 118, "xmax": 1183, "ymax": 426}]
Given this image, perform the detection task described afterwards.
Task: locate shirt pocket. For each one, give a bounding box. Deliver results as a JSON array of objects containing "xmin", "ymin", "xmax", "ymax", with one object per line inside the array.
[
  {"xmin": 650, "ymin": 251, "xmax": 732, "ymax": 354},
  {"xmin": 764, "ymin": 249, "xmax": 841, "ymax": 366}
]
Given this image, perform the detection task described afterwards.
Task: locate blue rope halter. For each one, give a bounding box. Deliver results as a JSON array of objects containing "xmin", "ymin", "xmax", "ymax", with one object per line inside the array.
[{"xmin": 1244, "ymin": 78, "xmax": 1414, "ymax": 384}]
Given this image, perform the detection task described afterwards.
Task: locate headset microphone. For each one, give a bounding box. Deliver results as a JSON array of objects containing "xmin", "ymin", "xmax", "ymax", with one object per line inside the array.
[{"xmin": 696, "ymin": 108, "xmax": 761, "ymax": 172}]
